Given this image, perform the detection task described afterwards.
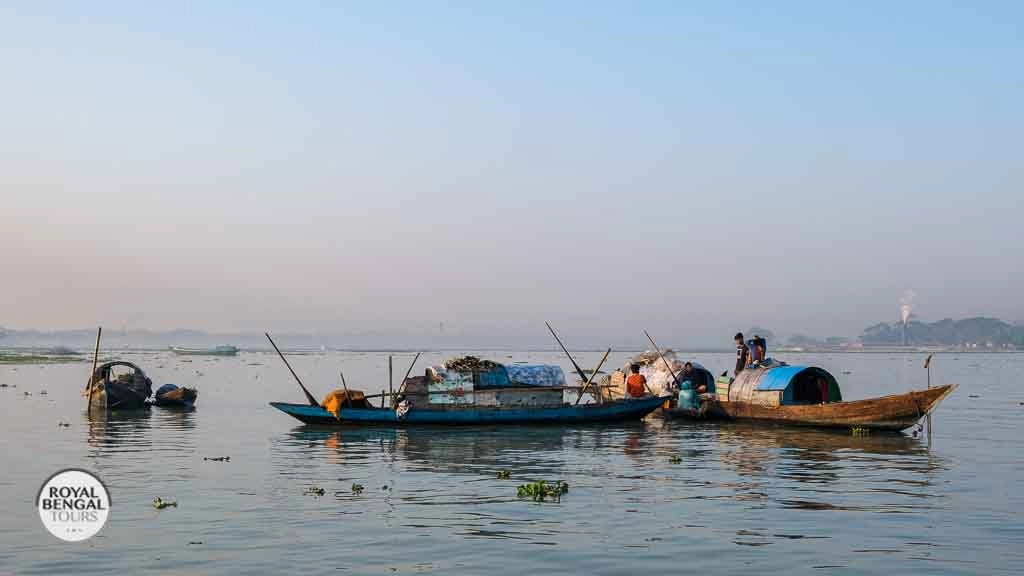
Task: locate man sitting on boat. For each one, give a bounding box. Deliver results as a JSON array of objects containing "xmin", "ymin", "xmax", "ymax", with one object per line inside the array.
[
  {"xmin": 626, "ymin": 364, "xmax": 648, "ymax": 398},
  {"xmin": 680, "ymin": 362, "xmax": 707, "ymax": 394}
]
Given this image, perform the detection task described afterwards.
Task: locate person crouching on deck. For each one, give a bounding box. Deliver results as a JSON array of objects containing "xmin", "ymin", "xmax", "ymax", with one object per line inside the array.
[{"xmin": 626, "ymin": 364, "xmax": 647, "ymax": 398}]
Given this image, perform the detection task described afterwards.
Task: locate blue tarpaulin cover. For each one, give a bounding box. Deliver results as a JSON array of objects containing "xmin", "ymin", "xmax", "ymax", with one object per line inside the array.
[{"xmin": 505, "ymin": 365, "xmax": 566, "ymax": 387}]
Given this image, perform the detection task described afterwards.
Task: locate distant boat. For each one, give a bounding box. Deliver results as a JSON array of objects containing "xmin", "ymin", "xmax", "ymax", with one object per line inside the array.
[
  {"xmin": 665, "ymin": 361, "xmax": 956, "ymax": 432},
  {"xmin": 169, "ymin": 345, "xmax": 239, "ymax": 356},
  {"xmin": 153, "ymin": 383, "xmax": 198, "ymax": 408},
  {"xmin": 84, "ymin": 361, "xmax": 152, "ymax": 410}
]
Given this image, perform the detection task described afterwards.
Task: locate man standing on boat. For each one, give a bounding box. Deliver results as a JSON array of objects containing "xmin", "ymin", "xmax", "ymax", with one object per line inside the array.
[
  {"xmin": 626, "ymin": 364, "xmax": 647, "ymax": 398},
  {"xmin": 734, "ymin": 333, "xmax": 750, "ymax": 376}
]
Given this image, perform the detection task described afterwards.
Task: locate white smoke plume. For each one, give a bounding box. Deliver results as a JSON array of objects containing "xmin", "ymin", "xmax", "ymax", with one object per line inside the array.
[{"xmin": 900, "ymin": 290, "xmax": 916, "ymax": 325}]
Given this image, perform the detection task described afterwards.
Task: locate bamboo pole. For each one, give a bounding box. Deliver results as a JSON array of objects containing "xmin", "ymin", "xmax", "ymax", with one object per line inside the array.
[
  {"xmin": 339, "ymin": 371, "xmax": 351, "ymax": 407},
  {"xmin": 86, "ymin": 326, "xmax": 102, "ymax": 412},
  {"xmin": 265, "ymin": 332, "xmax": 319, "ymax": 406},
  {"xmin": 575, "ymin": 348, "xmax": 611, "ymax": 406},
  {"xmin": 388, "ymin": 355, "xmax": 393, "ymax": 403},
  {"xmin": 643, "ymin": 330, "xmax": 680, "ymax": 389},
  {"xmin": 397, "ymin": 352, "xmax": 422, "ymax": 396},
  {"xmin": 545, "ymin": 322, "xmax": 589, "ymax": 385},
  {"xmin": 925, "ymin": 354, "xmax": 933, "ymax": 442}
]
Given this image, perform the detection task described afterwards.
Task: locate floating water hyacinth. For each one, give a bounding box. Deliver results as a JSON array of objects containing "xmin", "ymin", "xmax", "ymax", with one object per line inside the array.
[
  {"xmin": 304, "ymin": 486, "xmax": 325, "ymax": 496},
  {"xmin": 516, "ymin": 480, "xmax": 569, "ymax": 502},
  {"xmin": 351, "ymin": 483, "xmax": 364, "ymax": 494},
  {"xmin": 669, "ymin": 456, "xmax": 682, "ymax": 464},
  {"xmin": 497, "ymin": 470, "xmax": 511, "ymax": 479},
  {"xmin": 153, "ymin": 497, "xmax": 177, "ymax": 509}
]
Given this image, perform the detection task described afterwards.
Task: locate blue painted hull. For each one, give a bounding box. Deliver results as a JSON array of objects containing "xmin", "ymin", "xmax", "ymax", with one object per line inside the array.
[{"xmin": 270, "ymin": 396, "xmax": 670, "ymax": 426}]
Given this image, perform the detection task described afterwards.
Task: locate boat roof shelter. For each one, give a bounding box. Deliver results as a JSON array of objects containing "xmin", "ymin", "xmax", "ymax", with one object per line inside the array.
[{"xmin": 730, "ymin": 364, "xmax": 842, "ymax": 406}]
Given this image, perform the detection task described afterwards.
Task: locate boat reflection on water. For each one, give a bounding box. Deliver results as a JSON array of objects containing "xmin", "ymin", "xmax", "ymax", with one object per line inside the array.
[
  {"xmin": 87, "ymin": 409, "xmax": 154, "ymax": 450},
  {"xmin": 278, "ymin": 423, "xmax": 653, "ymax": 477},
  {"xmin": 86, "ymin": 407, "xmax": 196, "ymax": 454},
  {"xmin": 662, "ymin": 420, "xmax": 947, "ymax": 512},
  {"xmin": 274, "ymin": 419, "xmax": 947, "ymax": 515}
]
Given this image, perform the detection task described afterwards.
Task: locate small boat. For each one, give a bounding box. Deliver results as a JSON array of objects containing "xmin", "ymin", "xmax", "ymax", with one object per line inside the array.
[
  {"xmin": 169, "ymin": 345, "xmax": 239, "ymax": 356},
  {"xmin": 665, "ymin": 361, "xmax": 956, "ymax": 432},
  {"xmin": 153, "ymin": 383, "xmax": 198, "ymax": 408},
  {"xmin": 270, "ymin": 394, "xmax": 670, "ymax": 426},
  {"xmin": 84, "ymin": 361, "xmax": 153, "ymax": 410}
]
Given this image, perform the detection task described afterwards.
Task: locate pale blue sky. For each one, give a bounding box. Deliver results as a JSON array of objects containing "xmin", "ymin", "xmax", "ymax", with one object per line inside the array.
[{"xmin": 2, "ymin": 2, "xmax": 1021, "ymax": 345}]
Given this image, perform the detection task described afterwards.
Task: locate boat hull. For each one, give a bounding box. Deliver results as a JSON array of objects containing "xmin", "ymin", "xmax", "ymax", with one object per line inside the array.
[
  {"xmin": 153, "ymin": 385, "xmax": 198, "ymax": 408},
  {"xmin": 270, "ymin": 395, "xmax": 670, "ymax": 426},
  {"xmin": 169, "ymin": 346, "xmax": 238, "ymax": 356},
  {"xmin": 667, "ymin": 384, "xmax": 956, "ymax": 432},
  {"xmin": 88, "ymin": 381, "xmax": 151, "ymax": 411}
]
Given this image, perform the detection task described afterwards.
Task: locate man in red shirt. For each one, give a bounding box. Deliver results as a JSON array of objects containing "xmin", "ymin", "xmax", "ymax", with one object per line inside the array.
[{"xmin": 626, "ymin": 364, "xmax": 647, "ymax": 398}]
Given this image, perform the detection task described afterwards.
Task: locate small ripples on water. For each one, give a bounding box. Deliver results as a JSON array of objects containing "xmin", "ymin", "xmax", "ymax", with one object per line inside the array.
[{"xmin": 2, "ymin": 351, "xmax": 1022, "ymax": 575}]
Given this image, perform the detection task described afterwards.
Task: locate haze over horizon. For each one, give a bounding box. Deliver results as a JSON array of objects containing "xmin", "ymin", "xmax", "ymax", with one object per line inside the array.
[{"xmin": 3, "ymin": 2, "xmax": 1021, "ymax": 346}]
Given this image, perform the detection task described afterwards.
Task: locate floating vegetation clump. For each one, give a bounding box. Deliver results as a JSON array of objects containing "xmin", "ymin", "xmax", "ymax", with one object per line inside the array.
[
  {"xmin": 351, "ymin": 483, "xmax": 364, "ymax": 494},
  {"xmin": 304, "ymin": 486, "xmax": 325, "ymax": 497},
  {"xmin": 516, "ymin": 480, "xmax": 569, "ymax": 502},
  {"xmin": 497, "ymin": 470, "xmax": 511, "ymax": 479},
  {"xmin": 0, "ymin": 352, "xmax": 85, "ymax": 365},
  {"xmin": 153, "ymin": 497, "xmax": 177, "ymax": 509},
  {"xmin": 204, "ymin": 456, "xmax": 230, "ymax": 462},
  {"xmin": 851, "ymin": 426, "xmax": 871, "ymax": 436},
  {"xmin": 669, "ymin": 456, "xmax": 682, "ymax": 464}
]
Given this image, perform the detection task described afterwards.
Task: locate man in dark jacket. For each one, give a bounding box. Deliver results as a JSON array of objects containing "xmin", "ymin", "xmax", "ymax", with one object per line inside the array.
[{"xmin": 734, "ymin": 332, "xmax": 750, "ymax": 376}]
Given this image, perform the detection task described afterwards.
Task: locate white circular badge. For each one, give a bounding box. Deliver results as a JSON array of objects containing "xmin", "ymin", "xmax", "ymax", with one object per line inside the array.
[{"xmin": 37, "ymin": 469, "xmax": 110, "ymax": 542}]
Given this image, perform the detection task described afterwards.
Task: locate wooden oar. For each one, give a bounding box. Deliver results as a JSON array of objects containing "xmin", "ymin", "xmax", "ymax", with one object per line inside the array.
[
  {"xmin": 86, "ymin": 326, "xmax": 102, "ymax": 412},
  {"xmin": 545, "ymin": 322, "xmax": 588, "ymax": 384},
  {"xmin": 396, "ymin": 352, "xmax": 422, "ymax": 395},
  {"xmin": 265, "ymin": 332, "xmax": 319, "ymax": 406},
  {"xmin": 575, "ymin": 348, "xmax": 611, "ymax": 405},
  {"xmin": 643, "ymin": 330, "xmax": 680, "ymax": 389}
]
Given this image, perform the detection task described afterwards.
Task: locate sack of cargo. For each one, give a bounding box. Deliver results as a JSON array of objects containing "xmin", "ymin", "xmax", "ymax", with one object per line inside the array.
[
  {"xmin": 505, "ymin": 365, "xmax": 566, "ymax": 387},
  {"xmin": 428, "ymin": 370, "xmax": 475, "ymax": 404},
  {"xmin": 715, "ymin": 375, "xmax": 732, "ymax": 402},
  {"xmin": 321, "ymin": 389, "xmax": 367, "ymax": 418}
]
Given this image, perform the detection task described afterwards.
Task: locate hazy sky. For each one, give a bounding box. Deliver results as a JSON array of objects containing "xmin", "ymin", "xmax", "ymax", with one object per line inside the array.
[{"xmin": 2, "ymin": 2, "xmax": 1021, "ymax": 345}]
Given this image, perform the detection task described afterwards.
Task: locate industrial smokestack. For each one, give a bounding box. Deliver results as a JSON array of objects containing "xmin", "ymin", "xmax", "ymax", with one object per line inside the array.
[{"xmin": 900, "ymin": 290, "xmax": 915, "ymax": 347}]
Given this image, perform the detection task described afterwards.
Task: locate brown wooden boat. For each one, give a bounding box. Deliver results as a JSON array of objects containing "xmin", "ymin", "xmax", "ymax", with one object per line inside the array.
[
  {"xmin": 701, "ymin": 383, "xmax": 956, "ymax": 431},
  {"xmin": 665, "ymin": 362, "xmax": 957, "ymax": 432}
]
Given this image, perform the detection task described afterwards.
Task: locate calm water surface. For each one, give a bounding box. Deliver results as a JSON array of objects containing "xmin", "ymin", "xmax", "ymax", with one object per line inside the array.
[{"xmin": 1, "ymin": 350, "xmax": 1021, "ymax": 574}]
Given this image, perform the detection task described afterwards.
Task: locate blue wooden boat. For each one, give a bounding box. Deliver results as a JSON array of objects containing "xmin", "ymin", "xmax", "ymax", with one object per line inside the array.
[
  {"xmin": 270, "ymin": 395, "xmax": 669, "ymax": 426},
  {"xmin": 152, "ymin": 383, "xmax": 198, "ymax": 408}
]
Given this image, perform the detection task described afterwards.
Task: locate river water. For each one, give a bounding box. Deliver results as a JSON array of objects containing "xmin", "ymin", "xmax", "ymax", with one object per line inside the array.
[{"xmin": 1, "ymin": 350, "xmax": 1021, "ymax": 574}]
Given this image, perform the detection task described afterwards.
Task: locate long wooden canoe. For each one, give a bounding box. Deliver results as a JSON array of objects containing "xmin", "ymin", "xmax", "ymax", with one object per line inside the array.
[
  {"xmin": 270, "ymin": 395, "xmax": 670, "ymax": 426},
  {"xmin": 670, "ymin": 384, "xmax": 956, "ymax": 432}
]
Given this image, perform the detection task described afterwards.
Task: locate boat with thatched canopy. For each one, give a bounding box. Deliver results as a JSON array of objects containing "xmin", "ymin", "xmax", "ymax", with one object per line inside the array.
[{"xmin": 84, "ymin": 361, "xmax": 153, "ymax": 410}]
